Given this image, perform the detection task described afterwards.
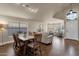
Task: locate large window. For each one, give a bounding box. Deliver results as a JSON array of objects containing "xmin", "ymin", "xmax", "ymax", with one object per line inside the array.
[
  {"xmin": 7, "ymin": 21, "xmax": 27, "ymax": 36},
  {"xmin": 47, "ymin": 23, "xmax": 63, "ymax": 33},
  {"xmin": 47, "ymin": 23, "xmax": 64, "ymax": 36}
]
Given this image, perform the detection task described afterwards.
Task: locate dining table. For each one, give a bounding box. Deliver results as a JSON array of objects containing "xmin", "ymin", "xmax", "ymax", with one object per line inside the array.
[{"xmin": 18, "ymin": 35, "xmax": 35, "ymax": 55}]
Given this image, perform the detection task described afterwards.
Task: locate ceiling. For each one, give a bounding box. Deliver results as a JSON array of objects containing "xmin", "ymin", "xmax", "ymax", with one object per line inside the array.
[{"xmin": 0, "ymin": 3, "xmax": 71, "ymax": 21}]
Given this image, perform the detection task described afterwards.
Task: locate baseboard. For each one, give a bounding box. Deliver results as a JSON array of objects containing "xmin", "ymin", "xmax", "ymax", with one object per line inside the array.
[
  {"xmin": 64, "ymin": 38, "xmax": 79, "ymax": 41},
  {"xmin": 0, "ymin": 40, "xmax": 14, "ymax": 46}
]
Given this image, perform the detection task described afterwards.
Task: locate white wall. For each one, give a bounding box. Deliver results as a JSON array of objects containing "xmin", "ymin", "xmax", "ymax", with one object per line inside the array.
[{"xmin": 28, "ymin": 21, "xmax": 42, "ymax": 32}]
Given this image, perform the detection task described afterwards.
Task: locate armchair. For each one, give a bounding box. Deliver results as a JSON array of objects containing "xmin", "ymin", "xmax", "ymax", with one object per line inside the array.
[{"xmin": 41, "ymin": 32, "xmax": 53, "ymax": 44}]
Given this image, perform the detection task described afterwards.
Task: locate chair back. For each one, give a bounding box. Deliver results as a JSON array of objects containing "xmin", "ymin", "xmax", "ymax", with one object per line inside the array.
[
  {"xmin": 13, "ymin": 33, "xmax": 20, "ymax": 47},
  {"xmin": 34, "ymin": 33, "xmax": 42, "ymax": 42},
  {"xmin": 13, "ymin": 33, "xmax": 24, "ymax": 55},
  {"xmin": 28, "ymin": 33, "xmax": 42, "ymax": 56},
  {"xmin": 13, "ymin": 33, "xmax": 17, "ymax": 43}
]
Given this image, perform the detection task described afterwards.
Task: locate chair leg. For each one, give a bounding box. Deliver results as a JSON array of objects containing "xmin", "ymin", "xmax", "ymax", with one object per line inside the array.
[{"xmin": 39, "ymin": 46, "xmax": 42, "ymax": 56}]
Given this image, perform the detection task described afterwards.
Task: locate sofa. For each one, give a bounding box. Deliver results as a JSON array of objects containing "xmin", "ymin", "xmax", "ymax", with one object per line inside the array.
[{"xmin": 41, "ymin": 32, "xmax": 53, "ymax": 44}]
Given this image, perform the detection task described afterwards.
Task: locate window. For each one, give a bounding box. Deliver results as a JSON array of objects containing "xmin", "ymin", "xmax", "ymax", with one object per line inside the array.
[
  {"xmin": 66, "ymin": 10, "xmax": 77, "ymax": 21},
  {"xmin": 7, "ymin": 21, "xmax": 27, "ymax": 36}
]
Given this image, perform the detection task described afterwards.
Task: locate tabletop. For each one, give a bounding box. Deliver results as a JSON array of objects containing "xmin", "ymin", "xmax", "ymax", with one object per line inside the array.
[{"xmin": 18, "ymin": 35, "xmax": 34, "ymax": 41}]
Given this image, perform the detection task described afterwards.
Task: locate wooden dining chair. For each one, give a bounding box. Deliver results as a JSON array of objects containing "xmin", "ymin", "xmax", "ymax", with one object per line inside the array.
[
  {"xmin": 27, "ymin": 33, "xmax": 42, "ymax": 56},
  {"xmin": 13, "ymin": 33, "xmax": 24, "ymax": 56}
]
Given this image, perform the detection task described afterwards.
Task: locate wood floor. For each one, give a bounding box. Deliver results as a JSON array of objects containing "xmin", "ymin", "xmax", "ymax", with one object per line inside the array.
[{"xmin": 0, "ymin": 36, "xmax": 79, "ymax": 56}]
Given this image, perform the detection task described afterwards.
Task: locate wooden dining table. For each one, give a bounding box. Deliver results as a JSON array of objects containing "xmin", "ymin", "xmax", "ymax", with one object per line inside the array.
[{"xmin": 18, "ymin": 35, "xmax": 35, "ymax": 55}]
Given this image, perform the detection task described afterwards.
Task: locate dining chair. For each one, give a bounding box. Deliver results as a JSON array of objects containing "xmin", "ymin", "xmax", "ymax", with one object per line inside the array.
[
  {"xmin": 13, "ymin": 33, "xmax": 24, "ymax": 56},
  {"xmin": 27, "ymin": 33, "xmax": 42, "ymax": 56}
]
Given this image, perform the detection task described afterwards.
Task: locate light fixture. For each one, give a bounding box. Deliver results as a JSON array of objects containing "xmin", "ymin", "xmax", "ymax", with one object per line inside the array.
[
  {"xmin": 0, "ymin": 24, "xmax": 5, "ymax": 31},
  {"xmin": 28, "ymin": 7, "xmax": 38, "ymax": 13},
  {"xmin": 66, "ymin": 3, "xmax": 77, "ymax": 21},
  {"xmin": 0, "ymin": 21, "xmax": 7, "ymax": 45},
  {"xmin": 23, "ymin": 4, "xmax": 38, "ymax": 13},
  {"xmin": 0, "ymin": 21, "xmax": 7, "ymax": 31}
]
